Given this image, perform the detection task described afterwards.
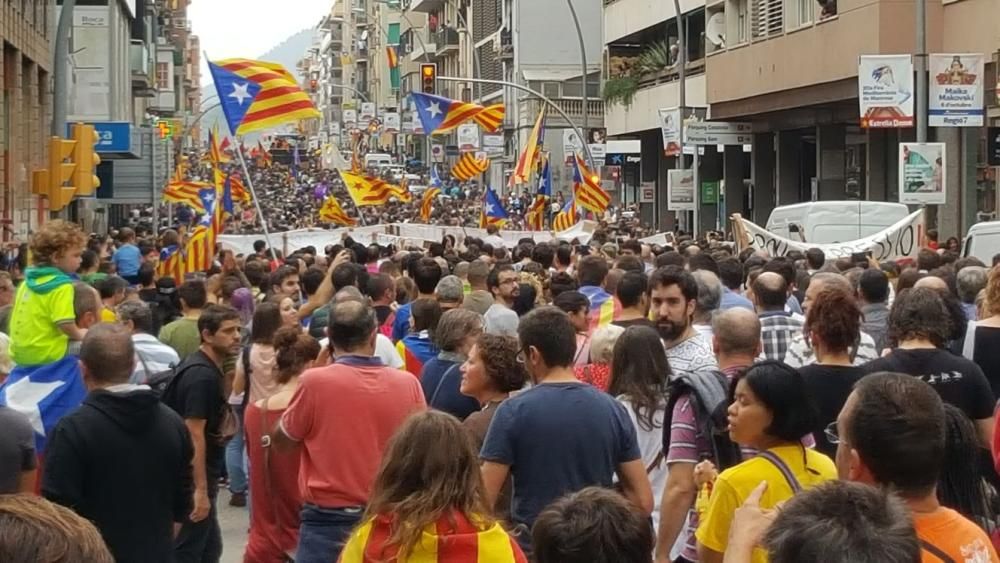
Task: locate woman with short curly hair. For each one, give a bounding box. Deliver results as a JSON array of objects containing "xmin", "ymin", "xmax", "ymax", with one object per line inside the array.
[{"xmin": 460, "ymin": 333, "xmax": 527, "ymax": 520}]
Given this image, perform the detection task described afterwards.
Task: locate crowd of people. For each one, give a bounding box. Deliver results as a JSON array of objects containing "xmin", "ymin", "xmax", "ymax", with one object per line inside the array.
[
  {"xmin": 3, "ymin": 202, "xmax": 1000, "ymax": 563},
  {"xmin": 153, "ymin": 148, "xmax": 642, "ymax": 235}
]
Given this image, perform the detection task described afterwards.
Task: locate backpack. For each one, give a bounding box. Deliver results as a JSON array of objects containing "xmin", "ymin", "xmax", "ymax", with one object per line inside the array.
[
  {"xmin": 151, "ymin": 355, "xmax": 217, "ymax": 404},
  {"xmin": 662, "ymin": 369, "xmax": 742, "ymax": 471}
]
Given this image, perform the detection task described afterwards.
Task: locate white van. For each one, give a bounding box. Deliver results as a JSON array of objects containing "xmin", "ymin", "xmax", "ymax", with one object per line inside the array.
[
  {"xmin": 364, "ymin": 153, "xmax": 393, "ymax": 169},
  {"xmin": 765, "ymin": 201, "xmax": 910, "ymax": 244},
  {"xmin": 963, "ymin": 221, "xmax": 1000, "ymax": 264}
]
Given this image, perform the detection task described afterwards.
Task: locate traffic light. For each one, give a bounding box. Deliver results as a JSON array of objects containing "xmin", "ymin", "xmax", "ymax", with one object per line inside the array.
[
  {"xmin": 46, "ymin": 136, "xmax": 78, "ymax": 211},
  {"xmin": 420, "ymin": 63, "xmax": 437, "ymax": 94},
  {"xmin": 71, "ymin": 123, "xmax": 101, "ymax": 196}
]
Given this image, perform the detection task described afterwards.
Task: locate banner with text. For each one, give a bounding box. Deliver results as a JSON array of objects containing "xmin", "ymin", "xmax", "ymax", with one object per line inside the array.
[
  {"xmin": 859, "ymin": 55, "xmax": 914, "ymax": 128},
  {"xmin": 929, "ymin": 53, "xmax": 984, "ymax": 127},
  {"xmin": 733, "ymin": 210, "xmax": 925, "ymax": 262}
]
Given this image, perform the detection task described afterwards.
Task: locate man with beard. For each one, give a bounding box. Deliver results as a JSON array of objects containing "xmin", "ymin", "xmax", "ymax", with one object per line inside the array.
[
  {"xmin": 649, "ymin": 266, "xmax": 717, "ymax": 375},
  {"xmin": 484, "ymin": 264, "xmax": 520, "ymax": 337}
]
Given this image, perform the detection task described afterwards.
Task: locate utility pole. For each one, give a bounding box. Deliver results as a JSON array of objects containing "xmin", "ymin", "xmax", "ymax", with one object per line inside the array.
[
  {"xmin": 52, "ymin": 0, "xmax": 77, "ymax": 136},
  {"xmin": 915, "ymin": 0, "xmax": 927, "ymax": 144},
  {"xmin": 672, "ymin": 0, "xmax": 688, "ymax": 232},
  {"xmin": 566, "ymin": 0, "xmax": 588, "ymax": 133}
]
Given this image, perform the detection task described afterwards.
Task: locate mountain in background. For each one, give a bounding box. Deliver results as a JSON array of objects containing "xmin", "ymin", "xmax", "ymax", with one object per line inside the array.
[{"xmin": 199, "ymin": 27, "xmax": 317, "ymax": 142}]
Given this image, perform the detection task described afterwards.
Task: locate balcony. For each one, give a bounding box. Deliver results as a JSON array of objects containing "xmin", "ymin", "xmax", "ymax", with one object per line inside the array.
[
  {"xmin": 704, "ymin": 0, "xmax": 929, "ymax": 117},
  {"xmin": 149, "ymin": 90, "xmax": 177, "ymax": 113},
  {"xmin": 409, "ymin": 34, "xmax": 437, "ymax": 62},
  {"xmin": 129, "ymin": 40, "xmax": 152, "ymax": 94},
  {"xmin": 605, "ymin": 0, "xmax": 704, "ymax": 44},
  {"xmin": 519, "ymin": 98, "xmax": 606, "ymax": 130},
  {"xmin": 408, "ymin": 0, "xmax": 446, "ymax": 13},
  {"xmin": 605, "ymin": 72, "xmax": 707, "ymax": 136},
  {"xmin": 434, "ymin": 27, "xmax": 460, "ymax": 55}
]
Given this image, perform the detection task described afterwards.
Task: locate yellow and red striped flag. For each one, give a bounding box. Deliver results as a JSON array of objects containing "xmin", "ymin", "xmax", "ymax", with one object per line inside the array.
[
  {"xmin": 209, "ymin": 58, "xmax": 320, "ymax": 136},
  {"xmin": 420, "ymin": 187, "xmax": 441, "ymax": 222},
  {"xmin": 257, "ymin": 141, "xmax": 273, "ymax": 167},
  {"xmin": 319, "ymin": 196, "xmax": 357, "ymax": 226},
  {"xmin": 573, "ymin": 153, "xmax": 611, "ymax": 214},
  {"xmin": 229, "ymin": 174, "xmax": 251, "ymax": 204},
  {"xmin": 342, "ymin": 172, "xmax": 410, "ymax": 206},
  {"xmin": 553, "ymin": 197, "xmax": 578, "ymax": 232},
  {"xmin": 156, "ymin": 245, "xmax": 187, "ymax": 284},
  {"xmin": 386, "ymin": 46, "xmax": 399, "ymax": 69},
  {"xmin": 163, "ymin": 181, "xmax": 212, "ymax": 212},
  {"xmin": 451, "ymin": 153, "xmax": 490, "ymax": 181},
  {"xmin": 511, "ymin": 108, "xmax": 545, "ymax": 185},
  {"xmin": 410, "ymin": 92, "xmax": 505, "ymax": 134},
  {"xmin": 340, "ymin": 513, "xmax": 527, "ymax": 563},
  {"xmin": 203, "ymin": 126, "xmax": 231, "ymax": 165},
  {"xmin": 183, "ymin": 185, "xmax": 224, "ymax": 274}
]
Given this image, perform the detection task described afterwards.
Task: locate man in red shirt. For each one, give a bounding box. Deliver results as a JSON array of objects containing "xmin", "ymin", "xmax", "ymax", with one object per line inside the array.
[{"xmin": 274, "ymin": 300, "xmax": 426, "ymax": 563}]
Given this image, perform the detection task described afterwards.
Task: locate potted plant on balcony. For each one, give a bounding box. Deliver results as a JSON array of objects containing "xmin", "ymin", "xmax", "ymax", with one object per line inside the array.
[{"xmin": 603, "ymin": 40, "xmax": 674, "ymax": 108}]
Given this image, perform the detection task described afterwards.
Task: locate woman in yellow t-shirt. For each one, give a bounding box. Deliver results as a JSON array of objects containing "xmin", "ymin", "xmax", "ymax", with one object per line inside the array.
[{"xmin": 696, "ymin": 360, "xmax": 837, "ymax": 563}]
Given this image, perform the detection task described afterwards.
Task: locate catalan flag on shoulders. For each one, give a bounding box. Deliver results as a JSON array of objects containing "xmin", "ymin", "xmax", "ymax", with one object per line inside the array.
[
  {"xmin": 157, "ymin": 245, "xmax": 186, "ymax": 284},
  {"xmin": 339, "ymin": 511, "xmax": 527, "ymax": 563},
  {"xmin": 209, "ymin": 58, "xmax": 320, "ymax": 136},
  {"xmin": 451, "ymin": 153, "xmax": 490, "ymax": 181},
  {"xmin": 184, "ymin": 187, "xmax": 224, "ymax": 274},
  {"xmin": 319, "ymin": 196, "xmax": 356, "ymax": 226},
  {"xmin": 512, "ymin": 108, "xmax": 545, "ymax": 185},
  {"xmin": 420, "ymin": 187, "xmax": 441, "ymax": 222},
  {"xmin": 479, "ymin": 187, "xmax": 508, "ymax": 228},
  {"xmin": 573, "ymin": 153, "xmax": 611, "ymax": 215},
  {"xmin": 163, "ymin": 181, "xmax": 212, "ymax": 213},
  {"xmin": 553, "ymin": 197, "xmax": 578, "ymax": 232},
  {"xmin": 342, "ymin": 172, "xmax": 411, "ymax": 206},
  {"xmin": 410, "ymin": 92, "xmax": 504, "ymax": 135}
]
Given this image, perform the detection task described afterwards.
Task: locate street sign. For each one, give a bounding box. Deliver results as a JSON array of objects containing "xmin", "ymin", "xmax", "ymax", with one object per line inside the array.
[
  {"xmin": 445, "ymin": 145, "xmax": 460, "ymax": 156},
  {"xmin": 684, "ymin": 122, "xmax": 753, "ymax": 145},
  {"xmin": 431, "ymin": 144, "xmax": 445, "ymax": 163}
]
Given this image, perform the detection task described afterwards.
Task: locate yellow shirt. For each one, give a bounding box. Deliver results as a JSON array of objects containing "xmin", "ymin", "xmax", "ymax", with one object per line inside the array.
[
  {"xmin": 9, "ymin": 282, "xmax": 75, "ymax": 366},
  {"xmin": 696, "ymin": 444, "xmax": 836, "ymax": 562},
  {"xmin": 100, "ymin": 306, "xmax": 117, "ymax": 323}
]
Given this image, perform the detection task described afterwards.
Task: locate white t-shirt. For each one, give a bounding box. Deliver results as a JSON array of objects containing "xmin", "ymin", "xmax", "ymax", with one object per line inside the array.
[
  {"xmin": 483, "ymin": 234, "xmax": 505, "ymax": 249},
  {"xmin": 318, "ymin": 333, "xmax": 403, "ymax": 369}
]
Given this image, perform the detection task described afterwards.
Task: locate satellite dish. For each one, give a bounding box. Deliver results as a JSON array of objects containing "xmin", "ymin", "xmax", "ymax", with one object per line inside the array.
[{"xmin": 707, "ymin": 12, "xmax": 726, "ymax": 47}]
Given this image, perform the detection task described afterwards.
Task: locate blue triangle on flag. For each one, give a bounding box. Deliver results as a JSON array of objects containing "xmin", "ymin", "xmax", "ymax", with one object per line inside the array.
[{"xmin": 209, "ymin": 63, "xmax": 262, "ymax": 136}]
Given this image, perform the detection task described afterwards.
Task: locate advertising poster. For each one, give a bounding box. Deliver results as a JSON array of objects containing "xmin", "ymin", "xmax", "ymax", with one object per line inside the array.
[
  {"xmin": 667, "ymin": 169, "xmax": 695, "ymax": 211},
  {"xmin": 359, "ymin": 102, "xmax": 376, "ymax": 125},
  {"xmin": 482, "ymin": 133, "xmax": 504, "ymax": 157},
  {"xmin": 343, "ymin": 109, "xmax": 357, "ymax": 129},
  {"xmin": 587, "ymin": 128, "xmax": 607, "ymax": 159},
  {"xmin": 929, "ymin": 53, "xmax": 984, "ymax": 127},
  {"xmin": 457, "ymin": 123, "xmax": 480, "ymax": 152},
  {"xmin": 70, "ymin": 7, "xmax": 111, "ymax": 120},
  {"xmin": 659, "ymin": 108, "xmax": 682, "ymax": 156},
  {"xmin": 563, "ymin": 129, "xmax": 583, "ymax": 164},
  {"xmin": 859, "ymin": 55, "xmax": 914, "ymax": 128},
  {"xmin": 383, "ymin": 112, "xmax": 401, "ymax": 133},
  {"xmin": 899, "ymin": 143, "xmax": 946, "ymax": 205}
]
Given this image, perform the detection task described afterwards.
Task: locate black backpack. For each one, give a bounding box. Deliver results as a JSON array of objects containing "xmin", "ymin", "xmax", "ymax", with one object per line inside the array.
[
  {"xmin": 151, "ymin": 355, "xmax": 216, "ymax": 404},
  {"xmin": 662, "ymin": 369, "xmax": 743, "ymax": 471}
]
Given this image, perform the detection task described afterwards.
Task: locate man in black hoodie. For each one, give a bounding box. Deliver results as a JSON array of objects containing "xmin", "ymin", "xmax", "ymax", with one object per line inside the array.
[{"xmin": 42, "ymin": 323, "xmax": 193, "ymax": 563}]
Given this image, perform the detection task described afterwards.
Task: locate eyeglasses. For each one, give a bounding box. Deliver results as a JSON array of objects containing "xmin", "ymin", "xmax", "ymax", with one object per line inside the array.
[{"xmin": 824, "ymin": 421, "xmax": 841, "ymax": 445}]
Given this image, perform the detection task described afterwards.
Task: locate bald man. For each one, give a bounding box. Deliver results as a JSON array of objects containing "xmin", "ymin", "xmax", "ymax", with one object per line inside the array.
[
  {"xmin": 784, "ymin": 273, "xmax": 880, "ymax": 367},
  {"xmin": 317, "ymin": 287, "xmax": 403, "ymax": 369},
  {"xmin": 656, "ymin": 307, "xmax": 762, "ymax": 563},
  {"xmin": 43, "ymin": 323, "xmax": 193, "ymax": 563},
  {"xmin": 752, "ymin": 272, "xmax": 803, "ymax": 361}
]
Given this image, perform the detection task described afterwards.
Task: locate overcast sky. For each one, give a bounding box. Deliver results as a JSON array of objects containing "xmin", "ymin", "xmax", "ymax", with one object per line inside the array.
[{"xmin": 190, "ymin": 0, "xmax": 331, "ymax": 80}]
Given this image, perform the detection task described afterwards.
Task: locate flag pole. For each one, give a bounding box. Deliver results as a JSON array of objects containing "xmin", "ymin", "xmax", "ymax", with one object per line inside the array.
[{"xmin": 232, "ymin": 136, "xmax": 279, "ymax": 264}]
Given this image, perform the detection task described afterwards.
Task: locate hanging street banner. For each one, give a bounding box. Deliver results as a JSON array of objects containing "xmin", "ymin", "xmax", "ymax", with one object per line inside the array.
[
  {"xmin": 457, "ymin": 123, "xmax": 480, "ymax": 152},
  {"xmin": 343, "ymin": 109, "xmax": 357, "ymax": 129},
  {"xmin": 482, "ymin": 133, "xmax": 504, "ymax": 157},
  {"xmin": 929, "ymin": 53, "xmax": 985, "ymax": 127},
  {"xmin": 667, "ymin": 169, "xmax": 695, "ymax": 211},
  {"xmin": 732, "ymin": 209, "xmax": 925, "ymax": 262},
  {"xmin": 899, "ymin": 143, "xmax": 947, "ymax": 205},
  {"xmin": 659, "ymin": 108, "xmax": 682, "ymax": 156},
  {"xmin": 383, "ymin": 112, "xmax": 401, "ymax": 133},
  {"xmin": 359, "ymin": 102, "xmax": 377, "ymax": 126},
  {"xmin": 859, "ymin": 55, "xmax": 914, "ymax": 128}
]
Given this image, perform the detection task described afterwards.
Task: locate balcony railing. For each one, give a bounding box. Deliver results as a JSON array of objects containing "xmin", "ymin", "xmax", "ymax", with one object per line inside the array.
[
  {"xmin": 519, "ymin": 98, "xmax": 605, "ymax": 129},
  {"xmin": 434, "ymin": 27, "xmax": 460, "ymax": 54},
  {"xmin": 129, "ymin": 40, "xmax": 149, "ymax": 79}
]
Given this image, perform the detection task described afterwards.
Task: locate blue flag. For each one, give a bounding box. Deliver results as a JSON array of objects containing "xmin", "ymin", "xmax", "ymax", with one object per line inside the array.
[
  {"xmin": 483, "ymin": 187, "xmax": 509, "ymax": 221},
  {"xmin": 537, "ymin": 158, "xmax": 552, "ymax": 198},
  {"xmin": 0, "ymin": 356, "xmax": 86, "ymax": 454},
  {"xmin": 430, "ymin": 165, "xmax": 442, "ymax": 188}
]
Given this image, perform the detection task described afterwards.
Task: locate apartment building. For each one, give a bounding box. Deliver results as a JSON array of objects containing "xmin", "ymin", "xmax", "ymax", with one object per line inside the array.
[{"xmin": 1, "ymin": 0, "xmax": 51, "ymax": 235}]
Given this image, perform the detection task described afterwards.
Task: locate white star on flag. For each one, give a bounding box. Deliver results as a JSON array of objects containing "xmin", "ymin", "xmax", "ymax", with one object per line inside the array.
[
  {"xmin": 484, "ymin": 203, "xmax": 495, "ymax": 215},
  {"xmin": 426, "ymin": 102, "xmax": 443, "ymax": 118},
  {"xmin": 4, "ymin": 377, "xmax": 65, "ymax": 435},
  {"xmin": 229, "ymin": 82, "xmax": 252, "ymax": 106}
]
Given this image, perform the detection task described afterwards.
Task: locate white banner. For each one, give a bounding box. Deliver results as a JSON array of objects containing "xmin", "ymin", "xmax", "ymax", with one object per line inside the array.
[
  {"xmin": 899, "ymin": 143, "xmax": 946, "ymax": 205},
  {"xmin": 859, "ymin": 55, "xmax": 914, "ymax": 128},
  {"xmin": 483, "ymin": 134, "xmax": 504, "ymax": 157},
  {"xmin": 929, "ymin": 53, "xmax": 984, "ymax": 127},
  {"xmin": 457, "ymin": 123, "xmax": 480, "ymax": 152},
  {"xmin": 383, "ymin": 112, "xmax": 401, "ymax": 133},
  {"xmin": 734, "ymin": 209, "xmax": 925, "ymax": 262},
  {"xmin": 667, "ymin": 170, "xmax": 695, "ymax": 211}
]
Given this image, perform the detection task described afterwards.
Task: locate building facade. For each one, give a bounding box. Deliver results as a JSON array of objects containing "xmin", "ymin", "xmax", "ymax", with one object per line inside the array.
[{"xmin": 1, "ymin": 0, "xmax": 52, "ymax": 236}]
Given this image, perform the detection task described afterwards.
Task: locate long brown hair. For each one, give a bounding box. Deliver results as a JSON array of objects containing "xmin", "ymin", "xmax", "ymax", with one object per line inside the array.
[{"xmin": 363, "ymin": 410, "xmax": 493, "ymax": 558}]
